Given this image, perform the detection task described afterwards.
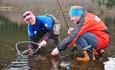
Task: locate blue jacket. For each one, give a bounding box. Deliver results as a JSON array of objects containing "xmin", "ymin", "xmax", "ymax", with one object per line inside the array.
[{"xmin": 27, "ymin": 15, "xmax": 54, "ymax": 37}]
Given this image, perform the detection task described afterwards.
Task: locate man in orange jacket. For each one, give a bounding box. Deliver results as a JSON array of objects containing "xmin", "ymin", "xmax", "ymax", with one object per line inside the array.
[{"xmin": 51, "ymin": 6, "xmax": 110, "ymax": 62}]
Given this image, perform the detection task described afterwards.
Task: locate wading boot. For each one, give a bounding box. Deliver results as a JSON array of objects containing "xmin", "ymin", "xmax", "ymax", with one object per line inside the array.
[{"xmin": 76, "ymin": 51, "xmax": 90, "ymax": 62}]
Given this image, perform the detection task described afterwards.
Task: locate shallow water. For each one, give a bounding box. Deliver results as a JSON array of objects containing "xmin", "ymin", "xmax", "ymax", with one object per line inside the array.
[{"xmin": 1, "ymin": 46, "xmax": 105, "ymax": 70}]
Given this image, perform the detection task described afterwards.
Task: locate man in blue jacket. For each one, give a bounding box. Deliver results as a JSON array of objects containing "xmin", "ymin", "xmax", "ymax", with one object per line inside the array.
[{"xmin": 22, "ymin": 11, "xmax": 61, "ymax": 54}]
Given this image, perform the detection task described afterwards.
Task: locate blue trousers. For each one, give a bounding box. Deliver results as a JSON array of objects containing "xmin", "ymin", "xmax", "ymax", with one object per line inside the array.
[
  {"xmin": 76, "ymin": 32, "xmax": 98, "ymax": 49},
  {"xmin": 76, "ymin": 32, "xmax": 98, "ymax": 58}
]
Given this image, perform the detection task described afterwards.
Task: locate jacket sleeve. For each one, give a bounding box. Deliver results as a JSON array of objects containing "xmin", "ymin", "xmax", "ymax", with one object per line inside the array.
[{"xmin": 57, "ymin": 17, "xmax": 84, "ymax": 51}]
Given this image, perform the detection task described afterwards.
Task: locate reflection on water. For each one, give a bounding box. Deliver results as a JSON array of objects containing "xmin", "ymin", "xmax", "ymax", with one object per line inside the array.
[
  {"xmin": 26, "ymin": 50, "xmax": 73, "ymax": 70},
  {"xmin": 2, "ymin": 47, "xmax": 106, "ymax": 70},
  {"xmin": 3, "ymin": 55, "xmax": 30, "ymax": 70}
]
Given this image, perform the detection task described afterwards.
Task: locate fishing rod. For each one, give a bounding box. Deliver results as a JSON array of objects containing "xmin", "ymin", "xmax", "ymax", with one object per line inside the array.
[
  {"xmin": 56, "ymin": 0, "xmax": 77, "ymax": 45},
  {"xmin": 56, "ymin": 0, "xmax": 69, "ymax": 29},
  {"xmin": 56, "ymin": 0, "xmax": 78, "ymax": 61}
]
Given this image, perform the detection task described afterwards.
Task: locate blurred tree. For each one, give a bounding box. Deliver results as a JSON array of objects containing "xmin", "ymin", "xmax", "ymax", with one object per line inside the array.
[
  {"xmin": 106, "ymin": 0, "xmax": 115, "ymax": 9},
  {"xmin": 0, "ymin": 0, "xmax": 3, "ymax": 3},
  {"xmin": 98, "ymin": 0, "xmax": 115, "ymax": 9}
]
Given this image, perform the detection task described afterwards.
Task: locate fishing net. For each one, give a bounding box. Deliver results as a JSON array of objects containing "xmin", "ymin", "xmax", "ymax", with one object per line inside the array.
[{"xmin": 16, "ymin": 41, "xmax": 40, "ymax": 57}]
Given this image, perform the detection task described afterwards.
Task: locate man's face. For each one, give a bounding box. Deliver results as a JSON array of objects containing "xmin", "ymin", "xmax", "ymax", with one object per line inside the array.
[
  {"xmin": 23, "ymin": 12, "xmax": 36, "ymax": 25},
  {"xmin": 24, "ymin": 16, "xmax": 35, "ymax": 25},
  {"xmin": 70, "ymin": 16, "xmax": 81, "ymax": 24}
]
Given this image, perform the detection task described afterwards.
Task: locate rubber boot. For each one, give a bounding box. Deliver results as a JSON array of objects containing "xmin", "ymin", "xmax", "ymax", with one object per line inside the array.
[
  {"xmin": 92, "ymin": 48, "xmax": 99, "ymax": 61},
  {"xmin": 76, "ymin": 51, "xmax": 90, "ymax": 62},
  {"xmin": 96, "ymin": 49, "xmax": 105, "ymax": 60},
  {"xmin": 92, "ymin": 48, "xmax": 98, "ymax": 55}
]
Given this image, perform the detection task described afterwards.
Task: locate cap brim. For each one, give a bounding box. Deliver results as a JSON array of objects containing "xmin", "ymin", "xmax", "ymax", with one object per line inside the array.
[{"xmin": 24, "ymin": 15, "xmax": 32, "ymax": 21}]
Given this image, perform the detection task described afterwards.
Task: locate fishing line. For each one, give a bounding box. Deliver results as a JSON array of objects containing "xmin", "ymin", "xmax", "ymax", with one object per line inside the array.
[{"xmin": 56, "ymin": 0, "xmax": 78, "ymax": 59}]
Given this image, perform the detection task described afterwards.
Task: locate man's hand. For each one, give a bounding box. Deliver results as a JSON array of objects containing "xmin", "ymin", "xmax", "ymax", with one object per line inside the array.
[
  {"xmin": 68, "ymin": 28, "xmax": 74, "ymax": 34},
  {"xmin": 38, "ymin": 40, "xmax": 47, "ymax": 48},
  {"xmin": 51, "ymin": 47, "xmax": 60, "ymax": 56}
]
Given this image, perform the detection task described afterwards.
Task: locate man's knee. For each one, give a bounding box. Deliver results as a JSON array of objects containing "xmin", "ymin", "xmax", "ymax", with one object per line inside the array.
[
  {"xmin": 78, "ymin": 32, "xmax": 98, "ymax": 48},
  {"xmin": 81, "ymin": 32, "xmax": 96, "ymax": 38}
]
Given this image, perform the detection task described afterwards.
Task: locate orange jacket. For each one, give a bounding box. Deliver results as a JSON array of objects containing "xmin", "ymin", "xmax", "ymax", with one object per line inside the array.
[{"xmin": 68, "ymin": 13, "xmax": 109, "ymax": 50}]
